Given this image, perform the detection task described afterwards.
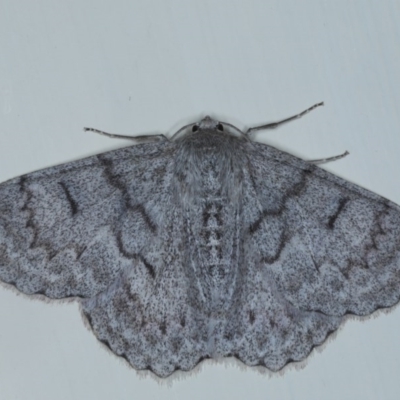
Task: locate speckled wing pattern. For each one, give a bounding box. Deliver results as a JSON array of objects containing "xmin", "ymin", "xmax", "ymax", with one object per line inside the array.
[{"xmin": 1, "ymin": 117, "xmax": 400, "ymax": 377}]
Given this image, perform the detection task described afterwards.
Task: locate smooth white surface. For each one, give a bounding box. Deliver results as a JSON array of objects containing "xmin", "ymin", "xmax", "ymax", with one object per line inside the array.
[{"xmin": 1, "ymin": 0, "xmax": 400, "ymax": 399}]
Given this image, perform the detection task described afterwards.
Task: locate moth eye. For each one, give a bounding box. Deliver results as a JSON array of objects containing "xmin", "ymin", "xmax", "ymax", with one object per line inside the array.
[
  {"xmin": 192, "ymin": 125, "xmax": 199, "ymax": 132},
  {"xmin": 216, "ymin": 123, "xmax": 224, "ymax": 131}
]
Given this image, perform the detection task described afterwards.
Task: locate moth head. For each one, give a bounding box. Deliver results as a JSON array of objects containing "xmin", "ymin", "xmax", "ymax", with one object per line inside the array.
[{"xmin": 192, "ymin": 116, "xmax": 224, "ymax": 133}]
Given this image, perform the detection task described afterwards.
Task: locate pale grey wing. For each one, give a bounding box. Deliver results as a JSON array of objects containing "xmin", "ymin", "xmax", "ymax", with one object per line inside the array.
[
  {"xmin": 0, "ymin": 140, "xmax": 174, "ymax": 299},
  {"xmin": 81, "ymin": 203, "xmax": 210, "ymax": 378},
  {"xmin": 221, "ymin": 142, "xmax": 400, "ymax": 371}
]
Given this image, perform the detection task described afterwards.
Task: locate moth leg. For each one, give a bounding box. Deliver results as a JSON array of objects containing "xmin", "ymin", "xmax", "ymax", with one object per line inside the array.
[
  {"xmin": 307, "ymin": 150, "xmax": 349, "ymax": 165},
  {"xmin": 246, "ymin": 102, "xmax": 324, "ymax": 136},
  {"xmin": 84, "ymin": 127, "xmax": 169, "ymax": 142}
]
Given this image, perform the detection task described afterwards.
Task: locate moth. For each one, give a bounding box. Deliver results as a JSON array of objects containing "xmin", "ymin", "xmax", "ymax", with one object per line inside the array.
[{"xmin": 1, "ymin": 103, "xmax": 399, "ymax": 377}]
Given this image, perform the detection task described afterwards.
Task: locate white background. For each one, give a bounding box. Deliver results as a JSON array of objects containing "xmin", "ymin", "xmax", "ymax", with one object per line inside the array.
[{"xmin": 1, "ymin": 1, "xmax": 400, "ymax": 399}]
